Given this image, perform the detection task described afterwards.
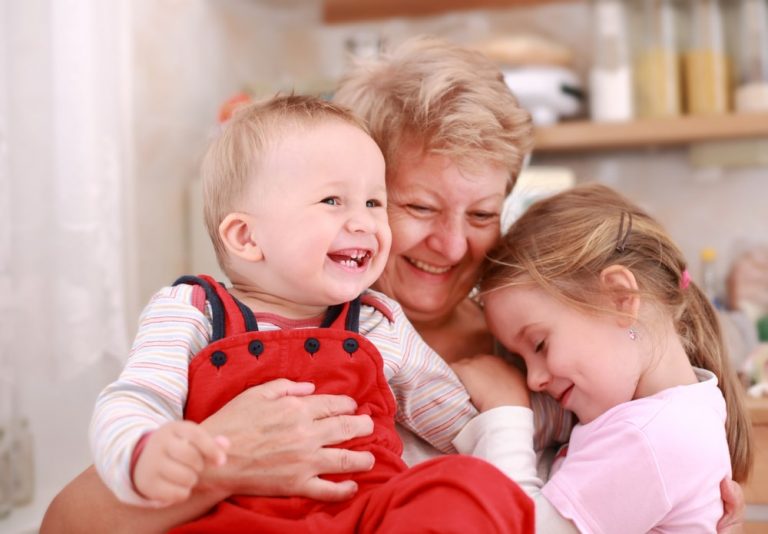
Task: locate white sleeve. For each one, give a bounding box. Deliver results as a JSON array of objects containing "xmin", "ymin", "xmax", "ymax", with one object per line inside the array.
[
  {"xmin": 88, "ymin": 284, "xmax": 210, "ymax": 505},
  {"xmin": 452, "ymin": 407, "xmax": 580, "ymax": 534}
]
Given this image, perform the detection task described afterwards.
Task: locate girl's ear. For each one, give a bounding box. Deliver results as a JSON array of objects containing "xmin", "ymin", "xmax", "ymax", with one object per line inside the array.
[
  {"xmin": 218, "ymin": 213, "xmax": 263, "ymax": 262},
  {"xmin": 600, "ymin": 264, "xmax": 639, "ymax": 327}
]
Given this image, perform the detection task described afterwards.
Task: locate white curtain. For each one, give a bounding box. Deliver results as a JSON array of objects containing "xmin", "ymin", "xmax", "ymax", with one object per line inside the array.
[{"xmin": 0, "ymin": 0, "xmax": 132, "ymax": 416}]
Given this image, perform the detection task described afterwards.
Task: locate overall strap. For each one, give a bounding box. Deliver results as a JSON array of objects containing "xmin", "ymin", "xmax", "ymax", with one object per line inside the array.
[
  {"xmin": 320, "ymin": 297, "xmax": 361, "ymax": 333},
  {"xmin": 172, "ymin": 275, "xmax": 257, "ymax": 341}
]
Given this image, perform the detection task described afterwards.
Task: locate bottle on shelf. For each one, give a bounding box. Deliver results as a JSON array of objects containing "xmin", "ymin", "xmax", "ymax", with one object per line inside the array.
[
  {"xmin": 683, "ymin": 0, "xmax": 731, "ymax": 115},
  {"xmin": 589, "ymin": 0, "xmax": 634, "ymax": 122},
  {"xmin": 735, "ymin": 0, "xmax": 768, "ymax": 112},
  {"xmin": 635, "ymin": 0, "xmax": 682, "ymax": 118},
  {"xmin": 700, "ymin": 247, "xmax": 722, "ymax": 309}
]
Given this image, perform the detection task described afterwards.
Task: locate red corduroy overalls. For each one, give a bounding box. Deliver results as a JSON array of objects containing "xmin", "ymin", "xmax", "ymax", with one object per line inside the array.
[{"xmin": 169, "ymin": 275, "xmax": 534, "ymax": 534}]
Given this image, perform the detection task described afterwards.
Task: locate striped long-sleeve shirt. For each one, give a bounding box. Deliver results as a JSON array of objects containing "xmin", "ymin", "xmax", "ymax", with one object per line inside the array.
[{"xmin": 89, "ymin": 284, "xmax": 478, "ymax": 505}]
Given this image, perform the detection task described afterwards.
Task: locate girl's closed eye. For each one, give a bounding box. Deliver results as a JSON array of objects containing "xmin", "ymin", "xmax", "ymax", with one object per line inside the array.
[{"xmin": 534, "ymin": 339, "xmax": 546, "ymax": 353}]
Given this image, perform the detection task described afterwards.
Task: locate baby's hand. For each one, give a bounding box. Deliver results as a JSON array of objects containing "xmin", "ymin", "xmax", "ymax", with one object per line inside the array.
[
  {"xmin": 451, "ymin": 354, "xmax": 530, "ymax": 412},
  {"xmin": 133, "ymin": 420, "xmax": 230, "ymax": 506}
]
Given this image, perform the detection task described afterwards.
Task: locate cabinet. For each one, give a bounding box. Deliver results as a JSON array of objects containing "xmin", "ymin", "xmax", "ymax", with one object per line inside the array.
[
  {"xmin": 323, "ymin": 0, "xmax": 576, "ymax": 23},
  {"xmin": 323, "ymin": 0, "xmax": 768, "ymax": 154},
  {"xmin": 746, "ymin": 398, "xmax": 768, "ymax": 534}
]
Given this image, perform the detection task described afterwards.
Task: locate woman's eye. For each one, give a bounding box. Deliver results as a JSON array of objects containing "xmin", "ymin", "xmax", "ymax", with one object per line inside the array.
[
  {"xmin": 405, "ymin": 204, "xmax": 434, "ymax": 214},
  {"xmin": 469, "ymin": 211, "xmax": 499, "ymax": 222},
  {"xmin": 321, "ymin": 197, "xmax": 340, "ymax": 206},
  {"xmin": 366, "ymin": 199, "xmax": 384, "ymax": 208}
]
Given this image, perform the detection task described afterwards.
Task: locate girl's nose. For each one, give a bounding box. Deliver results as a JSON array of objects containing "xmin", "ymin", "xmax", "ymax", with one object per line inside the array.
[{"xmin": 526, "ymin": 361, "xmax": 550, "ymax": 392}]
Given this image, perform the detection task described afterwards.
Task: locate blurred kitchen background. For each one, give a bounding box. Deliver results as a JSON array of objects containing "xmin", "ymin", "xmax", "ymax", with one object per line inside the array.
[{"xmin": 1, "ymin": 0, "xmax": 767, "ymax": 531}]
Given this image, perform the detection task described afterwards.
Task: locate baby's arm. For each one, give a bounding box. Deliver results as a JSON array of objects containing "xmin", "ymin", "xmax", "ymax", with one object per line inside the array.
[
  {"xmin": 90, "ymin": 285, "xmax": 211, "ymax": 505},
  {"xmin": 133, "ymin": 420, "xmax": 229, "ymax": 506},
  {"xmin": 370, "ymin": 299, "xmax": 479, "ymax": 452}
]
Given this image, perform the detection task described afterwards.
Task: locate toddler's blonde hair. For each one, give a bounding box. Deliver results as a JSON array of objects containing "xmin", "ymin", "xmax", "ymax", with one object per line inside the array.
[{"xmin": 201, "ymin": 94, "xmax": 369, "ymax": 269}]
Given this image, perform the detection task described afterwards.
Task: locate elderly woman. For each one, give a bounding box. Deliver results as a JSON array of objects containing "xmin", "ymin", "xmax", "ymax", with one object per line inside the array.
[{"xmin": 41, "ymin": 36, "xmax": 743, "ymax": 533}]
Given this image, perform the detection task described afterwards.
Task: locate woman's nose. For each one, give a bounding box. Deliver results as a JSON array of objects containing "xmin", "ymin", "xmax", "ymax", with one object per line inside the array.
[{"xmin": 426, "ymin": 215, "xmax": 468, "ymax": 262}]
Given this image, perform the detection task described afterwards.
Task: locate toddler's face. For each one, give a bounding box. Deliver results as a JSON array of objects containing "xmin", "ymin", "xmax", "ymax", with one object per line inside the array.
[
  {"xmin": 243, "ymin": 120, "xmax": 390, "ymax": 312},
  {"xmin": 483, "ymin": 285, "xmax": 644, "ymax": 424}
]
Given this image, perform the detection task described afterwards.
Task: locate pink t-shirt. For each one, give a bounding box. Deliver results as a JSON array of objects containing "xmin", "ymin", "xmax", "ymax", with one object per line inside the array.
[{"xmin": 543, "ymin": 368, "xmax": 730, "ymax": 533}]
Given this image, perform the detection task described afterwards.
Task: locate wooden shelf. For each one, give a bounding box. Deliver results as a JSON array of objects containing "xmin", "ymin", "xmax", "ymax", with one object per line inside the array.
[
  {"xmin": 323, "ymin": 0, "xmax": 575, "ymax": 23},
  {"xmin": 534, "ymin": 113, "xmax": 768, "ymax": 154}
]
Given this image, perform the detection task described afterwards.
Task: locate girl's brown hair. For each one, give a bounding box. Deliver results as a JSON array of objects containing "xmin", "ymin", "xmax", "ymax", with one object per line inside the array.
[{"xmin": 482, "ymin": 183, "xmax": 753, "ymax": 482}]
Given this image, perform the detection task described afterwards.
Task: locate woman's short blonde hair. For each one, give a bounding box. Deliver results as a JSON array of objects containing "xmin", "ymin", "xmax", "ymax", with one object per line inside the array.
[
  {"xmin": 334, "ymin": 35, "xmax": 533, "ymax": 191},
  {"xmin": 201, "ymin": 94, "xmax": 368, "ymax": 267}
]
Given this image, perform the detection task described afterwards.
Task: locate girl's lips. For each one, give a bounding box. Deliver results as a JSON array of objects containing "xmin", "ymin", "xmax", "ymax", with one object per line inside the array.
[{"xmin": 558, "ymin": 385, "xmax": 574, "ymax": 408}]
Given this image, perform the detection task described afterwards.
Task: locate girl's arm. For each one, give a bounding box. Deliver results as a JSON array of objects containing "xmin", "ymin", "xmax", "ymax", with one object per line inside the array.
[{"xmin": 451, "ymin": 356, "xmax": 580, "ymax": 534}]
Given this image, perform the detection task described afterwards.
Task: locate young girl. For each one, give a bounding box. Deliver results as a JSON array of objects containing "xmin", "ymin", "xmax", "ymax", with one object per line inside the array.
[{"xmin": 454, "ymin": 183, "xmax": 753, "ymax": 533}]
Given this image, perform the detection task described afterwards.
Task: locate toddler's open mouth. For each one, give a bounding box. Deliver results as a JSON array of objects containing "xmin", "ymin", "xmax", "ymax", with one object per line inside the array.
[{"xmin": 328, "ymin": 249, "xmax": 373, "ymax": 269}]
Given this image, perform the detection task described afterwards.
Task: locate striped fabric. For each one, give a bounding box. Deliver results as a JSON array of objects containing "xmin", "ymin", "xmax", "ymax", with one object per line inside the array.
[{"xmin": 89, "ymin": 284, "xmax": 478, "ymax": 505}]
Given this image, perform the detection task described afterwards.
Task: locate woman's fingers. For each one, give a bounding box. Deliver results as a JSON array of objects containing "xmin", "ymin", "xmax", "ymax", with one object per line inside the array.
[
  {"xmin": 314, "ymin": 447, "xmax": 375, "ymax": 475},
  {"xmin": 313, "ymin": 413, "xmax": 374, "ymax": 446},
  {"xmin": 301, "ymin": 478, "xmax": 359, "ymax": 502}
]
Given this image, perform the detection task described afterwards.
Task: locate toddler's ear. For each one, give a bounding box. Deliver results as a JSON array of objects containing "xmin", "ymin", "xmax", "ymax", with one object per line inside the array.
[
  {"xmin": 218, "ymin": 213, "xmax": 263, "ymax": 262},
  {"xmin": 600, "ymin": 265, "xmax": 639, "ymax": 327}
]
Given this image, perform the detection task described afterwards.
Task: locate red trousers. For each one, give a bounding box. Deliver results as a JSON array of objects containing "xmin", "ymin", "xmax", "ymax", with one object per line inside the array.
[{"xmin": 169, "ymin": 276, "xmax": 533, "ymax": 533}]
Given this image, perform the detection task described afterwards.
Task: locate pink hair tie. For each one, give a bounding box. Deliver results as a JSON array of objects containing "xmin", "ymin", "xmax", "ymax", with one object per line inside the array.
[{"xmin": 680, "ymin": 269, "xmax": 691, "ymax": 290}]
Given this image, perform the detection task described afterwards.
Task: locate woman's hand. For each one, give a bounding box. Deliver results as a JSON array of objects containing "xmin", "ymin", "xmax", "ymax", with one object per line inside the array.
[
  {"xmin": 451, "ymin": 354, "xmax": 530, "ymax": 412},
  {"xmin": 199, "ymin": 378, "xmax": 375, "ymax": 501},
  {"xmin": 717, "ymin": 478, "xmax": 745, "ymax": 533},
  {"xmin": 40, "ymin": 379, "xmax": 375, "ymax": 534}
]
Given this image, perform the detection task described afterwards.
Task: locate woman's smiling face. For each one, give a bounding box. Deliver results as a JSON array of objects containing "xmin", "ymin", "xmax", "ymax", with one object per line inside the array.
[{"xmin": 373, "ymin": 145, "xmax": 508, "ymax": 325}]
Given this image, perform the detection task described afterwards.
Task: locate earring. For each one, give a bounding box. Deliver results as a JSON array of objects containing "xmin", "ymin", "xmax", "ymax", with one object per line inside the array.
[{"xmin": 628, "ymin": 328, "xmax": 638, "ymax": 341}]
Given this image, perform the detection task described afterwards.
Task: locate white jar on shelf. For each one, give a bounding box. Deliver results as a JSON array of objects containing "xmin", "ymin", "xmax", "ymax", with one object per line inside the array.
[
  {"xmin": 589, "ymin": 0, "xmax": 634, "ymax": 122},
  {"xmin": 735, "ymin": 0, "xmax": 768, "ymax": 112}
]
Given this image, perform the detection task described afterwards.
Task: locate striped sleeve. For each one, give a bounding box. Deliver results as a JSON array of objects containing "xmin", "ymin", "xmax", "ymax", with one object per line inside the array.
[
  {"xmin": 359, "ymin": 290, "xmax": 478, "ymax": 454},
  {"xmin": 88, "ymin": 284, "xmax": 211, "ymax": 505}
]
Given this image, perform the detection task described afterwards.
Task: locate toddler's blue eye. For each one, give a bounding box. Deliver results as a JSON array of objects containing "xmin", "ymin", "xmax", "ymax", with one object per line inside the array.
[
  {"xmin": 321, "ymin": 197, "xmax": 340, "ymax": 206},
  {"xmin": 366, "ymin": 199, "xmax": 383, "ymax": 208}
]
